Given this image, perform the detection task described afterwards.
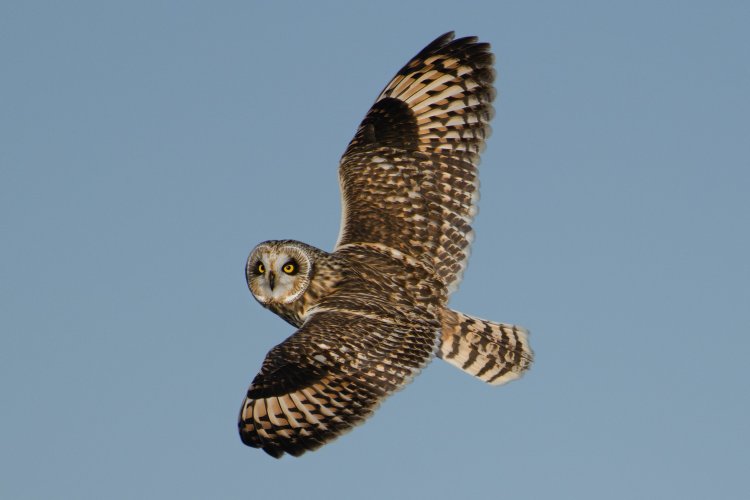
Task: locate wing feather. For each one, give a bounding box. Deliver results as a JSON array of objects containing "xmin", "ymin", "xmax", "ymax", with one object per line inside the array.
[
  {"xmin": 336, "ymin": 32, "xmax": 495, "ymax": 293},
  {"xmin": 238, "ymin": 310, "xmax": 437, "ymax": 458}
]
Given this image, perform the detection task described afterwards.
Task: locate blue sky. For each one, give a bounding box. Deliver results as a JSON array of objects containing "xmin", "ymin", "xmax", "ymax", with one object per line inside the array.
[{"xmin": 1, "ymin": 1, "xmax": 748, "ymax": 499}]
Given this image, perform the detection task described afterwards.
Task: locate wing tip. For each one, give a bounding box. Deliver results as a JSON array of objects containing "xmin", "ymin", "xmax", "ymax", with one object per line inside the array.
[{"xmin": 419, "ymin": 31, "xmax": 457, "ymax": 55}]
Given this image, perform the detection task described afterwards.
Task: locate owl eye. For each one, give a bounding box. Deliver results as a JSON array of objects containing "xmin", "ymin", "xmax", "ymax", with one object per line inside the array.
[
  {"xmin": 282, "ymin": 261, "xmax": 298, "ymax": 275},
  {"xmin": 256, "ymin": 262, "xmax": 265, "ymax": 274}
]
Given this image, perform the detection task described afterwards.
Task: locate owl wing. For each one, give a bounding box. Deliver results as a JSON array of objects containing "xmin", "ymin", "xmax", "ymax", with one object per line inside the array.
[
  {"xmin": 238, "ymin": 309, "xmax": 437, "ymax": 458},
  {"xmin": 336, "ymin": 32, "xmax": 495, "ymax": 293}
]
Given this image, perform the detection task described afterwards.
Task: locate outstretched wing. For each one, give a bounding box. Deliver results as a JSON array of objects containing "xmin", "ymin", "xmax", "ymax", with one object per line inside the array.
[
  {"xmin": 238, "ymin": 310, "xmax": 437, "ymax": 458},
  {"xmin": 336, "ymin": 32, "xmax": 495, "ymax": 293}
]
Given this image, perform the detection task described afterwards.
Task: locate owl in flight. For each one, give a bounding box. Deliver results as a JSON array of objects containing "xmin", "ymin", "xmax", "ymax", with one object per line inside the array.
[{"xmin": 240, "ymin": 32, "xmax": 533, "ymax": 458}]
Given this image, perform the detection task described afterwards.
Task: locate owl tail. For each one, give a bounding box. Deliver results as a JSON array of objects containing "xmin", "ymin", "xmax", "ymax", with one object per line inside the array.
[{"xmin": 439, "ymin": 309, "xmax": 533, "ymax": 385}]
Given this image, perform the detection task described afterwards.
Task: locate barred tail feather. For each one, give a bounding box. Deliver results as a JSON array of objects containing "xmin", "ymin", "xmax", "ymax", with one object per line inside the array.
[{"xmin": 439, "ymin": 309, "xmax": 533, "ymax": 385}]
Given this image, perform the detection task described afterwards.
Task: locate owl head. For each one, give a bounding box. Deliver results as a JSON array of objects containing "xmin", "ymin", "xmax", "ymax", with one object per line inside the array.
[{"xmin": 246, "ymin": 240, "xmax": 314, "ymax": 305}]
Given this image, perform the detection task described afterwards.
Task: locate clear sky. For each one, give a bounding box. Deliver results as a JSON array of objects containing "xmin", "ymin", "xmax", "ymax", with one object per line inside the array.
[{"xmin": 2, "ymin": 1, "xmax": 748, "ymax": 499}]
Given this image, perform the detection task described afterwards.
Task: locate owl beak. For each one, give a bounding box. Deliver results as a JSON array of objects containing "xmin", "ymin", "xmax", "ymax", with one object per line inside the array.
[{"xmin": 268, "ymin": 271, "xmax": 276, "ymax": 290}]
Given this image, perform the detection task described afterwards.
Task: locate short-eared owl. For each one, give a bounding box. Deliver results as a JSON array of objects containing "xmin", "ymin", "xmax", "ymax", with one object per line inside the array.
[{"xmin": 240, "ymin": 32, "xmax": 533, "ymax": 458}]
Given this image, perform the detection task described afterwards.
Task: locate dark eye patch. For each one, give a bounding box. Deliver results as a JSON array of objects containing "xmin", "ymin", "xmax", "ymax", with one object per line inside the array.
[{"xmin": 282, "ymin": 260, "xmax": 299, "ymax": 275}]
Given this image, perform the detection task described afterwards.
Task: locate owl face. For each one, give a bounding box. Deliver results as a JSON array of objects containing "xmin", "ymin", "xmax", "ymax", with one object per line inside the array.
[{"xmin": 246, "ymin": 241, "xmax": 313, "ymax": 305}]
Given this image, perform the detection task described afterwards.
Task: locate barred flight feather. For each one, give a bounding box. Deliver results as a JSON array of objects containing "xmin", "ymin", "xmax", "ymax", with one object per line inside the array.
[{"xmin": 338, "ymin": 32, "xmax": 495, "ymax": 294}]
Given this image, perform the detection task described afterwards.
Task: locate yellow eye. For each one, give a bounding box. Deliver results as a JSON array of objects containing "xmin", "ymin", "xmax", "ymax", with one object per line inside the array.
[
  {"xmin": 282, "ymin": 262, "xmax": 297, "ymax": 275},
  {"xmin": 256, "ymin": 262, "xmax": 265, "ymax": 274}
]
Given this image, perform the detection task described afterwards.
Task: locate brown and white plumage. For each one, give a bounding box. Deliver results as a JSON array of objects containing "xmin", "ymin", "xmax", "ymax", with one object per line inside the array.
[
  {"xmin": 240, "ymin": 32, "xmax": 533, "ymax": 458},
  {"xmin": 337, "ymin": 32, "xmax": 495, "ymax": 293}
]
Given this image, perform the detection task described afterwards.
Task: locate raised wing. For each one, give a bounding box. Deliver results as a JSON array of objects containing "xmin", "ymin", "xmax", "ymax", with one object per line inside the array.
[
  {"xmin": 336, "ymin": 32, "xmax": 495, "ymax": 293},
  {"xmin": 238, "ymin": 309, "xmax": 437, "ymax": 458}
]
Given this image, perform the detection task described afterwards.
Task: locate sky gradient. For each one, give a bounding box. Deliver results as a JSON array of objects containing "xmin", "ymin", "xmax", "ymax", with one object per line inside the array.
[{"xmin": 2, "ymin": 1, "xmax": 748, "ymax": 499}]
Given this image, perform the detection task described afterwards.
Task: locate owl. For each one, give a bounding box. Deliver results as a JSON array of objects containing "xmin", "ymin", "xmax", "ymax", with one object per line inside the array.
[{"xmin": 239, "ymin": 32, "xmax": 533, "ymax": 458}]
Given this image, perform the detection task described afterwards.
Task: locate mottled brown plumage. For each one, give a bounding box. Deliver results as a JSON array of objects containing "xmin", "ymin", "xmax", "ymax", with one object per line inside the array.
[{"xmin": 239, "ymin": 32, "xmax": 533, "ymax": 458}]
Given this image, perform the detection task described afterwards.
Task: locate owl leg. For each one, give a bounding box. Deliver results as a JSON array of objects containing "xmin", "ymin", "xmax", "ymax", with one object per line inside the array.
[{"xmin": 438, "ymin": 309, "xmax": 533, "ymax": 385}]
